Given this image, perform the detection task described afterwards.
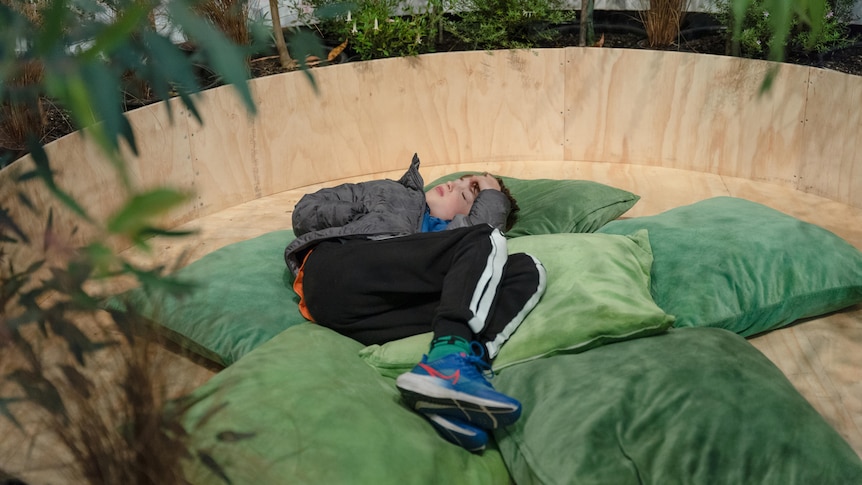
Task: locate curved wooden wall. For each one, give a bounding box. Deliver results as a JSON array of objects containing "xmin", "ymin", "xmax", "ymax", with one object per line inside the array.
[{"xmin": 1, "ymin": 48, "xmax": 860, "ymax": 272}]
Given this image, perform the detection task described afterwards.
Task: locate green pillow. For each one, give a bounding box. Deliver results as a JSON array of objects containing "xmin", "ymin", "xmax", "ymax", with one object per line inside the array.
[
  {"xmin": 597, "ymin": 197, "xmax": 862, "ymax": 336},
  {"xmin": 426, "ymin": 173, "xmax": 640, "ymax": 236},
  {"xmin": 181, "ymin": 324, "xmax": 512, "ymax": 484},
  {"xmin": 112, "ymin": 230, "xmax": 307, "ymax": 366},
  {"xmin": 493, "ymin": 327, "xmax": 862, "ymax": 485},
  {"xmin": 359, "ymin": 231, "xmax": 675, "ymax": 377}
]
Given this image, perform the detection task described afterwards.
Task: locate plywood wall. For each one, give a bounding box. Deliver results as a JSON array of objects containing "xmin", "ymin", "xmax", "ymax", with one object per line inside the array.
[{"xmin": 1, "ymin": 47, "xmax": 860, "ymax": 277}]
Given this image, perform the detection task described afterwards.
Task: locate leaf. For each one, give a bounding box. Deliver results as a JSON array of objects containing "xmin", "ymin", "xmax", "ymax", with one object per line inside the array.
[
  {"xmin": 0, "ymin": 207, "xmax": 29, "ymax": 245},
  {"xmin": 106, "ymin": 188, "xmax": 190, "ymax": 237},
  {"xmin": 46, "ymin": 314, "xmax": 117, "ymax": 366},
  {"xmin": 800, "ymin": 0, "xmax": 825, "ymax": 51},
  {"xmin": 59, "ymin": 364, "xmax": 94, "ymax": 399},
  {"xmin": 758, "ymin": 65, "xmax": 781, "ymax": 95},
  {"xmin": 19, "ymin": 142, "xmax": 92, "ymax": 223},
  {"xmin": 85, "ymin": 2, "xmax": 151, "ymax": 61},
  {"xmin": 593, "ymin": 33, "xmax": 605, "ymax": 48},
  {"xmin": 216, "ymin": 431, "xmax": 256, "ymax": 442},
  {"xmin": 197, "ymin": 449, "xmax": 232, "ymax": 485},
  {"xmin": 314, "ymin": 2, "xmax": 355, "ymax": 20},
  {"xmin": 193, "ymin": 401, "xmax": 229, "ymax": 430},
  {"xmin": 80, "ymin": 62, "xmax": 135, "ymax": 174},
  {"xmin": 167, "ymin": 2, "xmax": 255, "ymax": 115},
  {"xmin": 328, "ymin": 39, "xmax": 349, "ymax": 62},
  {"xmin": 126, "ymin": 264, "xmax": 198, "ymax": 298},
  {"xmin": 7, "ymin": 369, "xmax": 68, "ymax": 423},
  {"xmin": 137, "ymin": 227, "xmax": 198, "ymax": 240},
  {"xmin": 84, "ymin": 242, "xmax": 117, "ymax": 278},
  {"xmin": 0, "ymin": 397, "xmax": 25, "ymax": 431},
  {"xmin": 35, "ymin": 0, "xmax": 70, "ymax": 56},
  {"xmin": 288, "ymin": 29, "xmax": 327, "ymax": 92},
  {"xmin": 142, "ymin": 30, "xmax": 201, "ymax": 100},
  {"xmin": 730, "ymin": 0, "xmax": 754, "ymax": 56}
]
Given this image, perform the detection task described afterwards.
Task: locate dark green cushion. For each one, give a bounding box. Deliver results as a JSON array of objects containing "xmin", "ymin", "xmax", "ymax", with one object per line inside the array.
[
  {"xmin": 181, "ymin": 323, "xmax": 511, "ymax": 484},
  {"xmin": 493, "ymin": 327, "xmax": 862, "ymax": 485},
  {"xmin": 598, "ymin": 197, "xmax": 862, "ymax": 336},
  {"xmin": 426, "ymin": 173, "xmax": 640, "ymax": 236},
  {"xmin": 112, "ymin": 230, "xmax": 306, "ymax": 366}
]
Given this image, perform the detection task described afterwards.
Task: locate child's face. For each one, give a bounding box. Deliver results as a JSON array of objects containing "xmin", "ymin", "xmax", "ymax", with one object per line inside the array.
[{"xmin": 426, "ymin": 174, "xmax": 501, "ymax": 220}]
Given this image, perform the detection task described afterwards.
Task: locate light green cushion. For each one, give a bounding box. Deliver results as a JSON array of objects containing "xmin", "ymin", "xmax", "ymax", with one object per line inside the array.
[
  {"xmin": 111, "ymin": 230, "xmax": 307, "ymax": 366},
  {"xmin": 114, "ymin": 174, "xmax": 639, "ymax": 367},
  {"xmin": 181, "ymin": 323, "xmax": 511, "ymax": 484},
  {"xmin": 426, "ymin": 173, "xmax": 640, "ymax": 236},
  {"xmin": 359, "ymin": 231, "xmax": 675, "ymax": 377},
  {"xmin": 598, "ymin": 197, "xmax": 862, "ymax": 336},
  {"xmin": 493, "ymin": 327, "xmax": 862, "ymax": 485}
]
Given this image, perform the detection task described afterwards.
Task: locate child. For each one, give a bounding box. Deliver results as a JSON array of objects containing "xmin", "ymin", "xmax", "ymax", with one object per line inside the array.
[{"xmin": 284, "ymin": 153, "xmax": 546, "ymax": 452}]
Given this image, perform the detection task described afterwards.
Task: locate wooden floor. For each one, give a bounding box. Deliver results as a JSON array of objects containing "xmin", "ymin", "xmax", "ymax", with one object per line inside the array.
[{"xmin": 118, "ymin": 160, "xmax": 862, "ymax": 461}]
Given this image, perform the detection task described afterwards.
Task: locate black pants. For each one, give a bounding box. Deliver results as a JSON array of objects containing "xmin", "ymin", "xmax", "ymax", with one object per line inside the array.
[{"xmin": 301, "ymin": 224, "xmax": 546, "ymax": 358}]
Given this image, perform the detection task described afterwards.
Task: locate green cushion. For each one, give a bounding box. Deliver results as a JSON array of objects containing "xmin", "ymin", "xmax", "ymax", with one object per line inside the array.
[
  {"xmin": 359, "ymin": 231, "xmax": 675, "ymax": 377},
  {"xmin": 597, "ymin": 197, "xmax": 862, "ymax": 336},
  {"xmin": 426, "ymin": 173, "xmax": 640, "ymax": 236},
  {"xmin": 493, "ymin": 327, "xmax": 862, "ymax": 485},
  {"xmin": 181, "ymin": 324, "xmax": 511, "ymax": 484},
  {"xmin": 112, "ymin": 230, "xmax": 307, "ymax": 366}
]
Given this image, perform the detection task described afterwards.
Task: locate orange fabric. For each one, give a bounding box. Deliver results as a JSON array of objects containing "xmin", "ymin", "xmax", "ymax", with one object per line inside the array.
[{"xmin": 293, "ymin": 250, "xmax": 316, "ymax": 322}]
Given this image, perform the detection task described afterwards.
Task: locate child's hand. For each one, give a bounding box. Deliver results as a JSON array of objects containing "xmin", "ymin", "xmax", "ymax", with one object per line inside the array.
[{"xmin": 474, "ymin": 174, "xmax": 501, "ymax": 192}]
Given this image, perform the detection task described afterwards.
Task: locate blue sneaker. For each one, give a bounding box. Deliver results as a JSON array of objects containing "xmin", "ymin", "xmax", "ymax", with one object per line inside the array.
[
  {"xmin": 425, "ymin": 414, "xmax": 488, "ymax": 453},
  {"xmin": 395, "ymin": 345, "xmax": 521, "ymax": 430}
]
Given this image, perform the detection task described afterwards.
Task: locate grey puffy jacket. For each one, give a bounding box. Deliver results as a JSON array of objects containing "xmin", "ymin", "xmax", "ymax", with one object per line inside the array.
[{"xmin": 283, "ymin": 154, "xmax": 510, "ymax": 275}]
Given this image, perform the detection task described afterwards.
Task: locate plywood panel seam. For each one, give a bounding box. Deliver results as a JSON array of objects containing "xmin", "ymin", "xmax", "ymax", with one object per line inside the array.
[
  {"xmin": 250, "ymin": 122, "xmax": 262, "ymax": 199},
  {"xmin": 795, "ymin": 67, "xmax": 814, "ymax": 193}
]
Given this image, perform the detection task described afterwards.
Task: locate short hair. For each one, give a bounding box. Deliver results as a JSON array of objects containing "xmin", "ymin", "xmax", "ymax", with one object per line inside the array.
[{"xmin": 493, "ymin": 175, "xmax": 519, "ymax": 232}]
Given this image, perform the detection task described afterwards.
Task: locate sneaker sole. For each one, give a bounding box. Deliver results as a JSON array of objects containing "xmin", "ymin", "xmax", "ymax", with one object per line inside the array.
[
  {"xmin": 426, "ymin": 414, "xmax": 487, "ymax": 453},
  {"xmin": 396, "ymin": 373, "xmax": 520, "ymax": 429}
]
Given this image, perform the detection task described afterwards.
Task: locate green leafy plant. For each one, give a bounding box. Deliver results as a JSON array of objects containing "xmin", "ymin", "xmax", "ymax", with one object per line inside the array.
[
  {"xmin": 715, "ymin": 0, "xmax": 856, "ymax": 58},
  {"xmin": 296, "ymin": 0, "xmax": 442, "ymax": 60},
  {"xmin": 347, "ymin": 1, "xmax": 434, "ymax": 59},
  {"xmin": 793, "ymin": 3, "xmax": 857, "ymax": 53},
  {"xmin": 444, "ymin": 0, "xmax": 575, "ymax": 50},
  {"xmin": 0, "ymin": 0, "xmax": 318, "ymax": 481},
  {"xmin": 1, "ymin": 0, "xmax": 256, "ymax": 174}
]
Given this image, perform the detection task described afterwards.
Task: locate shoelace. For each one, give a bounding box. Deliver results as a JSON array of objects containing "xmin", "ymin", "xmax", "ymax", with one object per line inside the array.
[{"xmin": 463, "ymin": 341, "xmax": 495, "ymax": 381}]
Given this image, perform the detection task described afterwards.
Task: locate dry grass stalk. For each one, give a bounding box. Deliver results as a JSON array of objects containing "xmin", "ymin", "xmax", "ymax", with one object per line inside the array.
[
  {"xmin": 0, "ymin": 0, "xmax": 49, "ymax": 24},
  {"xmin": 1, "ymin": 305, "xmax": 198, "ymax": 484},
  {"xmin": 193, "ymin": 0, "xmax": 251, "ymax": 47},
  {"xmin": 1, "ymin": 218, "xmax": 210, "ymax": 483},
  {"xmin": 640, "ymin": 0, "xmax": 690, "ymax": 48},
  {"xmin": 0, "ymin": 60, "xmax": 46, "ymax": 151}
]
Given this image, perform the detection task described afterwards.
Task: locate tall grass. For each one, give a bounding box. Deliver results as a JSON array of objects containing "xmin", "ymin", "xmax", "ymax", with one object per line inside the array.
[
  {"xmin": 0, "ymin": 60, "xmax": 46, "ymax": 154},
  {"xmin": 193, "ymin": 0, "xmax": 250, "ymax": 47},
  {"xmin": 0, "ymin": 218, "xmax": 215, "ymax": 483},
  {"xmin": 0, "ymin": 294, "xmax": 205, "ymax": 483},
  {"xmin": 640, "ymin": 0, "xmax": 690, "ymax": 48}
]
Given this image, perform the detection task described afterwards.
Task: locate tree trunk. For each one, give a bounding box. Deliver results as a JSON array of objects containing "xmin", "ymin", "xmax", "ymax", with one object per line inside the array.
[
  {"xmin": 269, "ymin": 0, "xmax": 294, "ymax": 69},
  {"xmin": 579, "ymin": 0, "xmax": 595, "ymax": 47}
]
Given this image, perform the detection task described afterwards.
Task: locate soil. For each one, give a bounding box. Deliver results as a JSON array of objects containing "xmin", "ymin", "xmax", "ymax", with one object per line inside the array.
[{"xmin": 3, "ymin": 13, "xmax": 861, "ymax": 166}]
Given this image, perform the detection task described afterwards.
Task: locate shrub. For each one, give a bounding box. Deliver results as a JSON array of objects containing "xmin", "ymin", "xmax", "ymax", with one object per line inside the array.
[
  {"xmin": 296, "ymin": 0, "xmax": 443, "ymax": 60},
  {"xmin": 714, "ymin": 0, "xmax": 857, "ymax": 57},
  {"xmin": 444, "ymin": 0, "xmax": 575, "ymax": 50}
]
